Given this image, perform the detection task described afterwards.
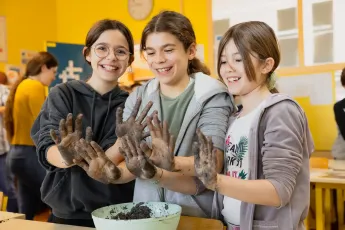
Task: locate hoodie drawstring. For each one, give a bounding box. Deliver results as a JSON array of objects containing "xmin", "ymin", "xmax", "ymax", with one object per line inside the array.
[
  {"xmin": 90, "ymin": 91, "xmax": 96, "ymax": 130},
  {"xmin": 99, "ymin": 92, "xmax": 112, "ymax": 139}
]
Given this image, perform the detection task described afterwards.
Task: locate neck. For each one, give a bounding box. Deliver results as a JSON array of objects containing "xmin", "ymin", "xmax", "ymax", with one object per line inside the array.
[
  {"xmin": 87, "ymin": 74, "xmax": 117, "ymax": 95},
  {"xmin": 240, "ymin": 85, "xmax": 271, "ymax": 116},
  {"xmin": 160, "ymin": 74, "xmax": 190, "ymax": 98},
  {"xmin": 28, "ymin": 75, "xmax": 42, "ymax": 84}
]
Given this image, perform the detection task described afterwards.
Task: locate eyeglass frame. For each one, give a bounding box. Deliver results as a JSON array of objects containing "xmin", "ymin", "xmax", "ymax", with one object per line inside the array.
[{"xmin": 92, "ymin": 43, "xmax": 132, "ymax": 60}]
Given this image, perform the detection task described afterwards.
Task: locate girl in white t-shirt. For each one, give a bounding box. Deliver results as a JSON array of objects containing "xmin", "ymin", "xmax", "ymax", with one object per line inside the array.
[{"xmin": 194, "ymin": 21, "xmax": 314, "ymax": 230}]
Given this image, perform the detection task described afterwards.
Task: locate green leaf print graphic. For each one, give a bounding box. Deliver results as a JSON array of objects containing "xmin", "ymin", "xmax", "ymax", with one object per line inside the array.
[
  {"xmin": 232, "ymin": 136, "xmax": 248, "ymax": 168},
  {"xmin": 239, "ymin": 169, "xmax": 248, "ymax": 180},
  {"xmin": 238, "ymin": 136, "xmax": 248, "ymax": 161}
]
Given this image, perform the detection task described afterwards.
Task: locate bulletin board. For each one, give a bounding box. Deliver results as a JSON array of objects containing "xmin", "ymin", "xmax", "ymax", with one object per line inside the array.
[{"xmin": 46, "ymin": 41, "xmax": 92, "ymax": 88}]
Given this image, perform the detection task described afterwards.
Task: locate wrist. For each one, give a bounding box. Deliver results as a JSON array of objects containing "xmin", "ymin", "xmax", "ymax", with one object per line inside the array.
[
  {"xmin": 151, "ymin": 167, "xmax": 164, "ymax": 185},
  {"xmin": 209, "ymin": 173, "xmax": 220, "ymax": 192}
]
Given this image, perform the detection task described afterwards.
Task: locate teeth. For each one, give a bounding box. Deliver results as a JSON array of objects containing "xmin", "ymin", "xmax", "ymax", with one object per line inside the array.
[
  {"xmin": 102, "ymin": 65, "xmax": 117, "ymax": 71},
  {"xmin": 228, "ymin": 77, "xmax": 240, "ymax": 82},
  {"xmin": 157, "ymin": 67, "xmax": 171, "ymax": 73}
]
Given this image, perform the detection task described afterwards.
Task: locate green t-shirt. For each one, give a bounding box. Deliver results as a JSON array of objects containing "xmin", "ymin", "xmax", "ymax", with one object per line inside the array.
[{"xmin": 160, "ymin": 79, "xmax": 195, "ymax": 140}]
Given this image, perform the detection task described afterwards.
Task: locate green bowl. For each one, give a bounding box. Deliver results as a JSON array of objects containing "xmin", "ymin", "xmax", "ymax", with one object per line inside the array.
[{"xmin": 92, "ymin": 202, "xmax": 182, "ymax": 230}]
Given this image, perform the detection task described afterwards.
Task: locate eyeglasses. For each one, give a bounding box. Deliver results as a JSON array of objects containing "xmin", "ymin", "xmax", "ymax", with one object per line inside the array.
[{"xmin": 93, "ymin": 44, "xmax": 131, "ymax": 60}]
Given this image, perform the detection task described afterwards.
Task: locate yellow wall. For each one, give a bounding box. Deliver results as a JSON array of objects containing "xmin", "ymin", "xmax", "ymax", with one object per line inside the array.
[
  {"xmin": 294, "ymin": 97, "xmax": 337, "ymax": 151},
  {"xmin": 0, "ymin": 0, "xmax": 57, "ymax": 72},
  {"xmin": 55, "ymin": 0, "xmax": 212, "ymax": 83},
  {"xmin": 56, "ymin": 0, "xmax": 180, "ymax": 44}
]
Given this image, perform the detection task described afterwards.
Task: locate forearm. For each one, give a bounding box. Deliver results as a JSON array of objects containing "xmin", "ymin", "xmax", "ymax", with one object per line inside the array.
[
  {"xmin": 175, "ymin": 149, "xmax": 224, "ymax": 176},
  {"xmin": 216, "ymin": 174, "xmax": 281, "ymax": 207},
  {"xmin": 153, "ymin": 168, "xmax": 198, "ymax": 195},
  {"xmin": 46, "ymin": 145, "xmax": 74, "ymax": 168},
  {"xmin": 105, "ymin": 139, "xmax": 124, "ymax": 165},
  {"xmin": 112, "ymin": 161, "xmax": 136, "ymax": 184}
]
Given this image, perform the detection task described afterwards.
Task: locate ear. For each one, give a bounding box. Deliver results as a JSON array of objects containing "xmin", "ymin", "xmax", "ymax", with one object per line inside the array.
[
  {"xmin": 41, "ymin": 64, "xmax": 48, "ymax": 72},
  {"xmin": 187, "ymin": 43, "xmax": 197, "ymax": 61},
  {"xmin": 261, "ymin": 57, "xmax": 275, "ymax": 75},
  {"xmin": 83, "ymin": 47, "xmax": 91, "ymax": 63}
]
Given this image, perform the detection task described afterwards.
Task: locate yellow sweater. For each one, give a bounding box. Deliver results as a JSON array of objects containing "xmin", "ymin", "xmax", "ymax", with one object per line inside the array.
[{"xmin": 11, "ymin": 79, "xmax": 46, "ymax": 145}]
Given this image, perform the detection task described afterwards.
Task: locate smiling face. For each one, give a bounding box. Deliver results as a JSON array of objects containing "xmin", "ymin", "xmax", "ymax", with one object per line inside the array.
[
  {"xmin": 219, "ymin": 39, "xmax": 266, "ymax": 96},
  {"xmin": 85, "ymin": 29, "xmax": 131, "ymax": 83},
  {"xmin": 144, "ymin": 32, "xmax": 196, "ymax": 86}
]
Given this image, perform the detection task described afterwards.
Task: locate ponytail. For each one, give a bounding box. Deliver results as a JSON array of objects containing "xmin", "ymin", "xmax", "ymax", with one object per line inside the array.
[
  {"xmin": 267, "ymin": 72, "xmax": 279, "ymax": 94},
  {"xmin": 4, "ymin": 76, "xmax": 27, "ymax": 141},
  {"xmin": 188, "ymin": 57, "xmax": 210, "ymax": 75}
]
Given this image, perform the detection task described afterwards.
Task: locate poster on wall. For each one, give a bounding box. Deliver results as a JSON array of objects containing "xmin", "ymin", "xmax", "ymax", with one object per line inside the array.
[
  {"xmin": 0, "ymin": 16, "xmax": 7, "ymax": 62},
  {"xmin": 46, "ymin": 41, "xmax": 92, "ymax": 89},
  {"xmin": 5, "ymin": 64, "xmax": 22, "ymax": 85},
  {"xmin": 21, "ymin": 50, "xmax": 38, "ymax": 65}
]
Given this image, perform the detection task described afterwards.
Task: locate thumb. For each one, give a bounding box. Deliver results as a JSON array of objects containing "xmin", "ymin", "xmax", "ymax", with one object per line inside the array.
[{"xmin": 140, "ymin": 141, "xmax": 152, "ymax": 157}]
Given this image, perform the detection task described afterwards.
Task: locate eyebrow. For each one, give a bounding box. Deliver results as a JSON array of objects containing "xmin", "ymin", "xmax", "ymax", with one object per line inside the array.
[
  {"xmin": 145, "ymin": 43, "xmax": 176, "ymax": 50},
  {"xmin": 95, "ymin": 42, "xmax": 128, "ymax": 50},
  {"xmin": 221, "ymin": 52, "xmax": 240, "ymax": 58}
]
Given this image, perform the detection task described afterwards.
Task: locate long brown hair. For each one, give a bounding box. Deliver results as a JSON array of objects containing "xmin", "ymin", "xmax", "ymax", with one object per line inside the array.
[
  {"xmin": 4, "ymin": 51, "xmax": 58, "ymax": 141},
  {"xmin": 217, "ymin": 21, "xmax": 280, "ymax": 93},
  {"xmin": 140, "ymin": 11, "xmax": 210, "ymax": 75}
]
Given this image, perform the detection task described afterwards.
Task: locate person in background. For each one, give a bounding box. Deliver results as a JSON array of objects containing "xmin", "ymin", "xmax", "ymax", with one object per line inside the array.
[
  {"xmin": 4, "ymin": 52, "xmax": 58, "ymax": 219},
  {"xmin": 0, "ymin": 71, "xmax": 18, "ymax": 212},
  {"xmin": 332, "ymin": 68, "xmax": 345, "ymax": 159}
]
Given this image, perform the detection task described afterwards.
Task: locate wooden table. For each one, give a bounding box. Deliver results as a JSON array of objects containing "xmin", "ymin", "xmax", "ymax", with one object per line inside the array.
[
  {"xmin": 310, "ymin": 161, "xmax": 345, "ymax": 230},
  {"xmin": 178, "ymin": 216, "xmax": 224, "ymax": 230},
  {"xmin": 0, "ymin": 211, "xmax": 25, "ymax": 222},
  {"xmin": 0, "ymin": 216, "xmax": 224, "ymax": 230}
]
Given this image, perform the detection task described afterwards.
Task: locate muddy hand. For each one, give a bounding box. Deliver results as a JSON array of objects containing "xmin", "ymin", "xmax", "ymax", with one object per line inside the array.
[
  {"xmin": 74, "ymin": 138, "xmax": 121, "ymax": 184},
  {"xmin": 140, "ymin": 114, "xmax": 175, "ymax": 171},
  {"xmin": 120, "ymin": 136, "xmax": 156, "ymax": 180},
  {"xmin": 116, "ymin": 97, "xmax": 156, "ymax": 142},
  {"xmin": 193, "ymin": 129, "xmax": 218, "ymax": 191},
  {"xmin": 50, "ymin": 113, "xmax": 85, "ymax": 166}
]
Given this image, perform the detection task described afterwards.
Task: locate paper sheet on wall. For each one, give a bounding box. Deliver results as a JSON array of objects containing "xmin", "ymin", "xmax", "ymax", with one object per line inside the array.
[
  {"xmin": 277, "ymin": 73, "xmax": 333, "ymax": 105},
  {"xmin": 0, "ymin": 16, "xmax": 7, "ymax": 62}
]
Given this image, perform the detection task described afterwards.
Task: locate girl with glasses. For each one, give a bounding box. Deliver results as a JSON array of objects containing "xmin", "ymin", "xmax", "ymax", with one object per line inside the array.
[{"xmin": 31, "ymin": 19, "xmax": 135, "ymax": 227}]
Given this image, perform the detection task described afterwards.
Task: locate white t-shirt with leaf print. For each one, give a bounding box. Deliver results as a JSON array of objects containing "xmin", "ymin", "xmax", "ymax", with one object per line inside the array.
[{"xmin": 221, "ymin": 101, "xmax": 264, "ymax": 228}]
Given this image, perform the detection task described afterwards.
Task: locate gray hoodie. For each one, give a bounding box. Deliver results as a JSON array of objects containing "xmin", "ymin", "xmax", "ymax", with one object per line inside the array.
[
  {"xmin": 212, "ymin": 94, "xmax": 314, "ymax": 230},
  {"xmin": 123, "ymin": 72, "xmax": 235, "ymax": 217}
]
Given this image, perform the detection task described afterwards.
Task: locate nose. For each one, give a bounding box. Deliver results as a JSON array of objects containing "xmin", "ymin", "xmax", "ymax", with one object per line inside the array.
[
  {"xmin": 106, "ymin": 49, "xmax": 117, "ymax": 60},
  {"xmin": 154, "ymin": 51, "xmax": 166, "ymax": 64},
  {"xmin": 224, "ymin": 61, "xmax": 235, "ymax": 73}
]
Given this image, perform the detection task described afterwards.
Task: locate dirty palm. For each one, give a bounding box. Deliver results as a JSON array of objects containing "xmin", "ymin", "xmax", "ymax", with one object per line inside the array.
[{"xmin": 50, "ymin": 97, "xmax": 216, "ymax": 184}]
